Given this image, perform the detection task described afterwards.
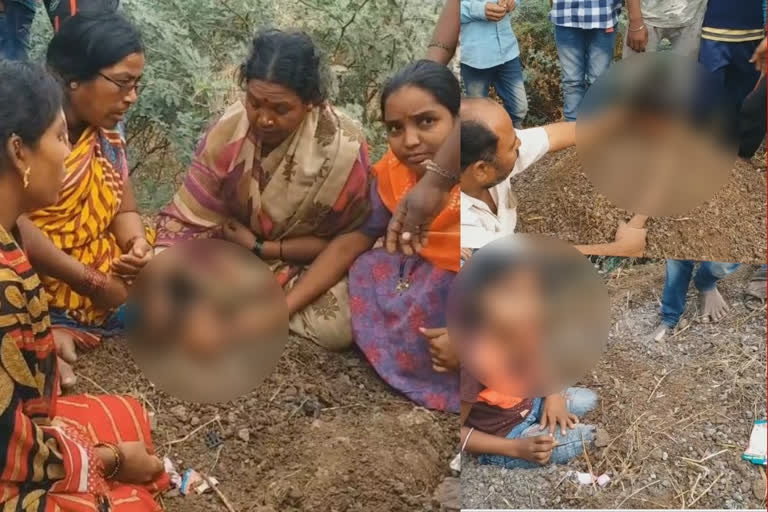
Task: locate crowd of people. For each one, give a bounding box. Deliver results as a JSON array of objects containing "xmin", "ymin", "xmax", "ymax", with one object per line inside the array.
[{"xmin": 0, "ymin": 0, "xmax": 765, "ymax": 510}]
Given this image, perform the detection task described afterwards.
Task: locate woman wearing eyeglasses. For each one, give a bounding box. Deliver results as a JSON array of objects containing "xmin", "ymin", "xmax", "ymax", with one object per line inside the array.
[{"xmin": 17, "ymin": 11, "xmax": 150, "ymax": 388}]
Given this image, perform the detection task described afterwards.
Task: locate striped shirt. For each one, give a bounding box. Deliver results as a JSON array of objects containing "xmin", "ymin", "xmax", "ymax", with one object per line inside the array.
[
  {"xmin": 549, "ymin": 0, "xmax": 623, "ymax": 29},
  {"xmin": 702, "ymin": 0, "xmax": 765, "ymax": 42}
]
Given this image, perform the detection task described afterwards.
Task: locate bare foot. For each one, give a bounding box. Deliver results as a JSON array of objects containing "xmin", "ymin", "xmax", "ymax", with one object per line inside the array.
[
  {"xmin": 650, "ymin": 323, "xmax": 669, "ymax": 342},
  {"xmin": 700, "ymin": 286, "xmax": 729, "ymax": 323}
]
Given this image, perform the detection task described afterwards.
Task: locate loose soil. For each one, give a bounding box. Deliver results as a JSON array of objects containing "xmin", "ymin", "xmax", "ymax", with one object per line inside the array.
[
  {"xmin": 462, "ymin": 261, "xmax": 767, "ymax": 509},
  {"xmin": 75, "ymin": 338, "xmax": 457, "ymax": 511},
  {"xmin": 514, "ymin": 148, "xmax": 767, "ymax": 264}
]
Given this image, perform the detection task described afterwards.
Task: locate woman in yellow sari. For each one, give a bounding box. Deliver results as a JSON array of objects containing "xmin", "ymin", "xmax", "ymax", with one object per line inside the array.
[{"xmin": 17, "ymin": 12, "xmax": 152, "ymax": 385}]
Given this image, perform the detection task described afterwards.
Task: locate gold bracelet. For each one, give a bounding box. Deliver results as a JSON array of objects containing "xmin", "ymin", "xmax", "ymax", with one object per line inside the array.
[
  {"xmin": 95, "ymin": 442, "xmax": 122, "ymax": 480},
  {"xmin": 629, "ymin": 23, "xmax": 646, "ymax": 32},
  {"xmin": 423, "ymin": 159, "xmax": 459, "ymax": 186}
]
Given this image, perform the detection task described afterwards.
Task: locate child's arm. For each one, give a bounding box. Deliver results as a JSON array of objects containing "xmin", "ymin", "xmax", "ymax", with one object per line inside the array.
[{"xmin": 543, "ymin": 122, "xmax": 576, "ymax": 153}]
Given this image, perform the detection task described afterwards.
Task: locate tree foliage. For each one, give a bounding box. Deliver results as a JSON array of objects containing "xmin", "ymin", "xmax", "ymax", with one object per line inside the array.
[{"xmin": 30, "ymin": 0, "xmax": 441, "ymax": 210}]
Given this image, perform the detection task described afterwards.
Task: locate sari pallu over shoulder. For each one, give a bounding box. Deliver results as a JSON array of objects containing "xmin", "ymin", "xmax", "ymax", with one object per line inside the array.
[
  {"xmin": 155, "ymin": 100, "xmax": 371, "ymax": 284},
  {"xmin": 373, "ymin": 150, "xmax": 461, "ymax": 273}
]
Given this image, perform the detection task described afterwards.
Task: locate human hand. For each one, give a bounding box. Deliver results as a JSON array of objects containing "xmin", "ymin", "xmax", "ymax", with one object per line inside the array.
[
  {"xmin": 498, "ymin": 0, "xmax": 516, "ymax": 11},
  {"xmin": 485, "ymin": 2, "xmax": 507, "ymax": 21},
  {"xmin": 613, "ymin": 215, "xmax": 647, "ymax": 257},
  {"xmin": 222, "ymin": 219, "xmax": 257, "ymax": 250},
  {"xmin": 510, "ymin": 435, "xmax": 557, "ymax": 465},
  {"xmin": 112, "ymin": 442, "xmax": 164, "ymax": 484},
  {"xmin": 461, "ymin": 248, "xmax": 474, "ymax": 262},
  {"xmin": 627, "ymin": 24, "xmax": 648, "ymax": 53},
  {"xmin": 52, "ymin": 329, "xmax": 78, "ymax": 391},
  {"xmin": 750, "ymin": 37, "xmax": 767, "ymax": 75},
  {"xmin": 421, "ymin": 326, "xmax": 459, "ymax": 373},
  {"xmin": 112, "ymin": 237, "xmax": 153, "ymax": 278},
  {"xmin": 385, "ymin": 173, "xmax": 449, "ymax": 256},
  {"xmin": 539, "ymin": 393, "xmax": 578, "ymax": 436}
]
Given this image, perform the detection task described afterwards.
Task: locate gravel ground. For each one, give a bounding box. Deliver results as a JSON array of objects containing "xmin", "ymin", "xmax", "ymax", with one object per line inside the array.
[{"xmin": 462, "ymin": 261, "xmax": 767, "ymax": 510}]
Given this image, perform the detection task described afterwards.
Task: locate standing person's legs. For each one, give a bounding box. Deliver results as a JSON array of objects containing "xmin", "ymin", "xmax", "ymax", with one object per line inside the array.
[
  {"xmin": 666, "ymin": 1, "xmax": 706, "ymax": 58},
  {"xmin": 659, "ymin": 259, "xmax": 696, "ymax": 330},
  {"xmin": 554, "ymin": 25, "xmax": 588, "ymax": 121},
  {"xmin": 493, "ymin": 56, "xmax": 529, "ymax": 127},
  {"xmin": 584, "ymin": 27, "xmax": 617, "ymax": 89},
  {"xmin": 725, "ymin": 40, "xmax": 761, "ymax": 108},
  {"xmin": 738, "ymin": 75, "xmax": 767, "ymax": 158},
  {"xmin": 461, "ymin": 63, "xmax": 494, "ymax": 99},
  {"xmin": 693, "ymin": 261, "xmax": 739, "ymax": 322},
  {"xmin": 699, "ymin": 38, "xmax": 729, "ymax": 88},
  {"xmin": 0, "ymin": 1, "xmax": 35, "ymax": 60}
]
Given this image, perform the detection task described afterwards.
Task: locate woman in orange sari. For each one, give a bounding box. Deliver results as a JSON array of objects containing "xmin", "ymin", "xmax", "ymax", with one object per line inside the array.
[
  {"xmin": 287, "ymin": 60, "xmax": 461, "ymax": 411},
  {"xmin": 0, "ymin": 60, "xmax": 167, "ymax": 512}
]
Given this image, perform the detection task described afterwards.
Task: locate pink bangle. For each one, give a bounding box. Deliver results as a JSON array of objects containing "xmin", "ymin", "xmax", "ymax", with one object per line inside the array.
[{"xmin": 82, "ymin": 265, "xmax": 108, "ymax": 296}]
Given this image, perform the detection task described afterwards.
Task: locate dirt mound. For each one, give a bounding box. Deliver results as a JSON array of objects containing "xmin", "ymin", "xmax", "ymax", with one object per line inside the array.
[
  {"xmin": 515, "ymin": 149, "xmax": 767, "ymax": 264},
  {"xmin": 75, "ymin": 337, "xmax": 456, "ymax": 511}
]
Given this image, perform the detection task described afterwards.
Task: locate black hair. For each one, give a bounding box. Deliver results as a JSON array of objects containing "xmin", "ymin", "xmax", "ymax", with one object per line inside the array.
[
  {"xmin": 461, "ymin": 119, "xmax": 499, "ymax": 171},
  {"xmin": 46, "ymin": 11, "xmax": 143, "ymax": 84},
  {"xmin": 239, "ymin": 29, "xmax": 327, "ymax": 104},
  {"xmin": 380, "ymin": 60, "xmax": 461, "ymax": 119},
  {"xmin": 0, "ymin": 61, "xmax": 63, "ymax": 169}
]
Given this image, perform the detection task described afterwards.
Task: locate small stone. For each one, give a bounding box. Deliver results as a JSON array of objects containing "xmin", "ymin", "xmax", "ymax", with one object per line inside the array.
[
  {"xmin": 169, "ymin": 405, "xmax": 187, "ymax": 422},
  {"xmin": 651, "ymin": 447, "xmax": 664, "ymax": 460},
  {"xmin": 753, "ymin": 478, "xmax": 766, "ymax": 500},
  {"xmin": 237, "ymin": 428, "xmax": 250, "ymax": 443},
  {"xmin": 662, "ymin": 451, "xmax": 668, "ymax": 461},
  {"xmin": 594, "ymin": 428, "xmax": 610, "ymax": 448},
  {"xmin": 190, "ymin": 416, "xmax": 200, "ymax": 427},
  {"xmin": 288, "ymin": 487, "xmax": 303, "ymax": 500}
]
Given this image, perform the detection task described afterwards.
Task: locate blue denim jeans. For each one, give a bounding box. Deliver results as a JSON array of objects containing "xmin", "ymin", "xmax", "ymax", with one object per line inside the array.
[
  {"xmin": 478, "ymin": 387, "xmax": 598, "ymax": 469},
  {"xmin": 554, "ymin": 25, "xmax": 617, "ymax": 121},
  {"xmin": 0, "ymin": 2, "xmax": 36, "ymax": 61},
  {"xmin": 660, "ymin": 260, "xmax": 741, "ymax": 327},
  {"xmin": 461, "ymin": 57, "xmax": 529, "ymax": 127}
]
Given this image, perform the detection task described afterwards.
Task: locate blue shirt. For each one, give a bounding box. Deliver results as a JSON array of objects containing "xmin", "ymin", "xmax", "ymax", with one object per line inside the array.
[
  {"xmin": 549, "ymin": 0, "xmax": 622, "ymax": 29},
  {"xmin": 460, "ymin": 0, "xmax": 521, "ymax": 70}
]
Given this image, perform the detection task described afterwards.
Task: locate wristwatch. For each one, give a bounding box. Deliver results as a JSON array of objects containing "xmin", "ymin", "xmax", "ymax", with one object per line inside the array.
[{"xmin": 251, "ymin": 237, "xmax": 264, "ymax": 257}]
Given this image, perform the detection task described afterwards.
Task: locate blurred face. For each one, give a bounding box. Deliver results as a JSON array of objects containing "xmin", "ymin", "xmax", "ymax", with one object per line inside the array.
[
  {"xmin": 15, "ymin": 110, "xmax": 71, "ymax": 210},
  {"xmin": 466, "ymin": 267, "xmax": 547, "ymax": 395},
  {"xmin": 384, "ymin": 85, "xmax": 455, "ymax": 175},
  {"xmin": 69, "ymin": 52, "xmax": 144, "ymax": 130},
  {"xmin": 245, "ymin": 79, "xmax": 312, "ymax": 149}
]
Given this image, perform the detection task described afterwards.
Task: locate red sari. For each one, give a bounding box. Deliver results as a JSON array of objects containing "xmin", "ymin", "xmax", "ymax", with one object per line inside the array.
[{"xmin": 0, "ymin": 225, "xmax": 168, "ymax": 511}]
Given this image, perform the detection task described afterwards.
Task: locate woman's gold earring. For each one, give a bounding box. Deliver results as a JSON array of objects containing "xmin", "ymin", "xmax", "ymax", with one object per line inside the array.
[
  {"xmin": 23, "ymin": 167, "xmax": 31, "ymax": 189},
  {"xmin": 69, "ymin": 82, "xmax": 77, "ymax": 90}
]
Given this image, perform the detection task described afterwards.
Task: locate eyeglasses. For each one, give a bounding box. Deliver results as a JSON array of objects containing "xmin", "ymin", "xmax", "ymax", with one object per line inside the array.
[{"xmin": 98, "ymin": 72, "xmax": 142, "ymax": 94}]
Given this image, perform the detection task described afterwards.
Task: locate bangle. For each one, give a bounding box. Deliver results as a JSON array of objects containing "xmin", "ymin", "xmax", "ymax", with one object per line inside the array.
[
  {"xmin": 428, "ymin": 40, "xmax": 454, "ymax": 52},
  {"xmin": 423, "ymin": 159, "xmax": 459, "ymax": 186},
  {"xmin": 82, "ymin": 265, "xmax": 108, "ymax": 296},
  {"xmin": 95, "ymin": 442, "xmax": 123, "ymax": 480},
  {"xmin": 629, "ymin": 23, "xmax": 646, "ymax": 32},
  {"xmin": 251, "ymin": 238, "xmax": 264, "ymax": 258},
  {"xmin": 279, "ymin": 239, "xmax": 284, "ymax": 260}
]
